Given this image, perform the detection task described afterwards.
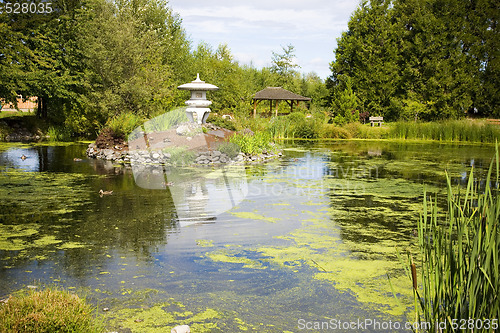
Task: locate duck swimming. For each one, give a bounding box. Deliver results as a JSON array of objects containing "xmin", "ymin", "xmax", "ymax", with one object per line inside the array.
[
  {"xmin": 99, "ymin": 189, "xmax": 113, "ymax": 197},
  {"xmin": 20, "ymin": 155, "xmax": 27, "ymax": 160}
]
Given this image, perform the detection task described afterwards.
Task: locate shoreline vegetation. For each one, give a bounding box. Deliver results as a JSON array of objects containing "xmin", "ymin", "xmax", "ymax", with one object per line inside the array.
[
  {"xmin": 393, "ymin": 144, "xmax": 499, "ymax": 329},
  {"xmin": 1, "ymin": 112, "xmax": 499, "ymax": 145}
]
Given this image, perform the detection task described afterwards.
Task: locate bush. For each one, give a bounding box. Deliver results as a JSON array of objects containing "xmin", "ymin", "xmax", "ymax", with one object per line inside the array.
[
  {"xmin": 217, "ymin": 141, "xmax": 241, "ymax": 158},
  {"xmin": 206, "ymin": 114, "xmax": 237, "ymax": 131},
  {"xmin": 0, "ymin": 288, "xmax": 104, "ymax": 333},
  {"xmin": 163, "ymin": 146, "xmax": 196, "ymax": 166},
  {"xmin": 318, "ymin": 124, "xmax": 351, "ymax": 139},
  {"xmin": 143, "ymin": 108, "xmax": 189, "ymax": 133},
  {"xmin": 229, "ymin": 131, "xmax": 276, "ymax": 155},
  {"xmin": 47, "ymin": 126, "xmax": 73, "ymax": 142},
  {"xmin": 294, "ymin": 120, "xmax": 318, "ymax": 139},
  {"xmin": 106, "ymin": 112, "xmax": 144, "ymax": 138}
]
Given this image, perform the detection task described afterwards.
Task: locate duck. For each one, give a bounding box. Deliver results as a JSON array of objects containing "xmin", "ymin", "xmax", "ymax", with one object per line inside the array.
[
  {"xmin": 20, "ymin": 154, "xmax": 27, "ymax": 161},
  {"xmin": 73, "ymin": 158, "xmax": 83, "ymax": 162},
  {"xmin": 99, "ymin": 189, "xmax": 113, "ymax": 197}
]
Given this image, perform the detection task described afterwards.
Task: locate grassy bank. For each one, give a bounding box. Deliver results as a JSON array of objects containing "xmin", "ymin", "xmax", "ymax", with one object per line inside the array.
[
  {"xmin": 0, "ymin": 287, "xmax": 104, "ymax": 333},
  {"xmin": 394, "ymin": 145, "xmax": 499, "ymax": 330},
  {"xmin": 222, "ymin": 113, "xmax": 500, "ymax": 143}
]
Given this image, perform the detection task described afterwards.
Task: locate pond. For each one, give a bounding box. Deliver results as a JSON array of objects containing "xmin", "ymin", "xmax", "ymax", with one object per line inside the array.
[{"xmin": 0, "ymin": 140, "xmax": 496, "ymax": 332}]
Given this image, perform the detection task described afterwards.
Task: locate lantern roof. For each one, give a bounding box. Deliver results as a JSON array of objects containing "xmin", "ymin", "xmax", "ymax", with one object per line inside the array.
[{"xmin": 177, "ymin": 73, "xmax": 218, "ymax": 91}]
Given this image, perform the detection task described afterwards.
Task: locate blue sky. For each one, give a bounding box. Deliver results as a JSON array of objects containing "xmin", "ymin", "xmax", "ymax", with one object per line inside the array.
[{"xmin": 168, "ymin": 0, "xmax": 361, "ymax": 80}]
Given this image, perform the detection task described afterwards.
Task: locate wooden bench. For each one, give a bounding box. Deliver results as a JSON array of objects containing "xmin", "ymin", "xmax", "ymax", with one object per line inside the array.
[
  {"xmin": 486, "ymin": 119, "xmax": 500, "ymax": 125},
  {"xmin": 369, "ymin": 116, "xmax": 384, "ymax": 127}
]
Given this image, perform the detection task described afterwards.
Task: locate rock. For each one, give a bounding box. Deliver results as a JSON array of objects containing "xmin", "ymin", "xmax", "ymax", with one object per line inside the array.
[
  {"xmin": 152, "ymin": 152, "xmax": 160, "ymax": 159},
  {"xmin": 171, "ymin": 325, "xmax": 190, "ymax": 333},
  {"xmin": 176, "ymin": 124, "xmax": 191, "ymax": 136}
]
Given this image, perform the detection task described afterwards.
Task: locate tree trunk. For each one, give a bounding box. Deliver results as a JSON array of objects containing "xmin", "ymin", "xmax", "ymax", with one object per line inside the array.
[{"xmin": 37, "ymin": 96, "xmax": 48, "ymax": 119}]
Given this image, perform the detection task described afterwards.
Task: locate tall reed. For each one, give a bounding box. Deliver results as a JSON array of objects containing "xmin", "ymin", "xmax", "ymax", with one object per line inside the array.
[
  {"xmin": 402, "ymin": 143, "xmax": 499, "ymax": 331},
  {"xmin": 389, "ymin": 120, "xmax": 500, "ymax": 143}
]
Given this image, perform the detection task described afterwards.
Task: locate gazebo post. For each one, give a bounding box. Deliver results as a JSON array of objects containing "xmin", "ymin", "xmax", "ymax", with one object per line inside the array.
[
  {"xmin": 253, "ymin": 100, "xmax": 257, "ymax": 118},
  {"xmin": 252, "ymin": 87, "xmax": 311, "ymax": 118}
]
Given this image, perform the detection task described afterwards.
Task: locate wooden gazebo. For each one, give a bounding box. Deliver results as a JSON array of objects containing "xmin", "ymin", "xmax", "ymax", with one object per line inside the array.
[{"xmin": 252, "ymin": 87, "xmax": 311, "ymax": 118}]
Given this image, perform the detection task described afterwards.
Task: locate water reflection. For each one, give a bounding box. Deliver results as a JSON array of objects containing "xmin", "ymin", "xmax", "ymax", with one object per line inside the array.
[
  {"xmin": 128, "ymin": 110, "xmax": 249, "ymax": 225},
  {"xmin": 0, "ymin": 140, "xmax": 497, "ymax": 331}
]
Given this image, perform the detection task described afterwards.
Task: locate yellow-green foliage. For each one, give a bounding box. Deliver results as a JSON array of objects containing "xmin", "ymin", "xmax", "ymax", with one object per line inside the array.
[
  {"xmin": 229, "ymin": 131, "xmax": 276, "ymax": 155},
  {"xmin": 106, "ymin": 112, "xmax": 144, "ymax": 137},
  {"xmin": 0, "ymin": 288, "xmax": 104, "ymax": 333}
]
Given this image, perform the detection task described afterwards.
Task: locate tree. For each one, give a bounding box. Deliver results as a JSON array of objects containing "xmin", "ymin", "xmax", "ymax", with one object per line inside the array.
[
  {"xmin": 331, "ymin": 76, "xmax": 359, "ymax": 125},
  {"xmin": 271, "ymin": 44, "xmax": 301, "ymax": 89},
  {"xmin": 329, "ymin": 0, "xmax": 401, "ymax": 120},
  {"xmin": 329, "ymin": 0, "xmax": 495, "ymax": 121},
  {"xmin": 80, "ymin": 0, "xmax": 177, "ymax": 123},
  {"xmin": 393, "ymin": 0, "xmax": 477, "ymax": 120},
  {"xmin": 0, "ymin": 0, "xmax": 88, "ymax": 122}
]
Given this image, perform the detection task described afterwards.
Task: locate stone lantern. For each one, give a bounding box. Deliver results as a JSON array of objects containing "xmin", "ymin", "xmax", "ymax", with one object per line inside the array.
[{"xmin": 177, "ymin": 74, "xmax": 218, "ymax": 124}]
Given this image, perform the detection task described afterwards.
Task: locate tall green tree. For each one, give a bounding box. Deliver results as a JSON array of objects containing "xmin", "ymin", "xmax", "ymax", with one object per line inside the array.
[
  {"xmin": 270, "ymin": 44, "xmax": 301, "ymax": 89},
  {"xmin": 329, "ymin": 0, "xmax": 401, "ymax": 120},
  {"xmin": 330, "ymin": 0, "xmax": 497, "ymax": 121},
  {"xmin": 394, "ymin": 0, "xmax": 477, "ymax": 120},
  {"xmin": 464, "ymin": 0, "xmax": 500, "ymax": 116},
  {"xmin": 0, "ymin": 0, "xmax": 87, "ymax": 123},
  {"xmin": 80, "ymin": 0, "xmax": 177, "ymax": 122}
]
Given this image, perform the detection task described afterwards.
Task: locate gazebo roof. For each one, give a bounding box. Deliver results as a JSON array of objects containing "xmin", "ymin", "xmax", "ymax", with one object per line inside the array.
[{"xmin": 253, "ymin": 87, "xmax": 311, "ymax": 101}]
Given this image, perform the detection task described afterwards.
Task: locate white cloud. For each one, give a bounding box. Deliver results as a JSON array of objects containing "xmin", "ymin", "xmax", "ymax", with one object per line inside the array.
[{"xmin": 168, "ymin": 0, "xmax": 360, "ymax": 79}]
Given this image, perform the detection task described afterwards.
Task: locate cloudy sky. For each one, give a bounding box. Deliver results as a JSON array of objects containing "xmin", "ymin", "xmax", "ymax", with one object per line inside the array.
[{"xmin": 168, "ymin": 0, "xmax": 361, "ymax": 79}]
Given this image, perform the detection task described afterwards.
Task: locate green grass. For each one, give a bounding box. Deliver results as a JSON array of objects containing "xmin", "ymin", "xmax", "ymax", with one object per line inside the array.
[
  {"xmin": 233, "ymin": 116, "xmax": 499, "ymax": 143},
  {"xmin": 0, "ymin": 287, "xmax": 104, "ymax": 333},
  {"xmin": 395, "ymin": 143, "xmax": 499, "ymax": 330},
  {"xmin": 0, "ymin": 111, "xmax": 34, "ymax": 119},
  {"xmin": 389, "ymin": 119, "xmax": 500, "ymax": 143},
  {"xmin": 162, "ymin": 146, "xmax": 197, "ymax": 165},
  {"xmin": 229, "ymin": 131, "xmax": 277, "ymax": 155}
]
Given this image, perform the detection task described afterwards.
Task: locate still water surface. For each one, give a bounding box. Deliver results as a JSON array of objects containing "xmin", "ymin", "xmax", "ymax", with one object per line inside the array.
[{"xmin": 0, "ymin": 141, "xmax": 495, "ymax": 332}]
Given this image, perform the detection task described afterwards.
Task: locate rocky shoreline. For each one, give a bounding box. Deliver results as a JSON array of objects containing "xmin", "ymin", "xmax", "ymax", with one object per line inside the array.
[
  {"xmin": 0, "ymin": 120, "xmax": 44, "ymax": 142},
  {"xmin": 86, "ymin": 143, "xmax": 282, "ymax": 166}
]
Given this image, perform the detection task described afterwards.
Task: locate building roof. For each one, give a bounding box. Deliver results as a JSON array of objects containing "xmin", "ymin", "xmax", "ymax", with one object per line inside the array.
[{"xmin": 253, "ymin": 87, "xmax": 311, "ymax": 101}]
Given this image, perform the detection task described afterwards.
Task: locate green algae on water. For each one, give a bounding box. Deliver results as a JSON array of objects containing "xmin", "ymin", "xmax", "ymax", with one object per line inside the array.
[{"xmin": 230, "ymin": 211, "xmax": 279, "ymax": 223}]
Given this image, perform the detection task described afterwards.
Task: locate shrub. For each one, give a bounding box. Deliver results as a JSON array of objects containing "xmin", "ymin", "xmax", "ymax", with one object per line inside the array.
[
  {"xmin": 206, "ymin": 114, "xmax": 237, "ymax": 131},
  {"xmin": 294, "ymin": 120, "xmax": 318, "ymax": 139},
  {"xmin": 318, "ymin": 124, "xmax": 351, "ymax": 139},
  {"xmin": 229, "ymin": 131, "xmax": 276, "ymax": 155},
  {"xmin": 47, "ymin": 126, "xmax": 73, "ymax": 142},
  {"xmin": 106, "ymin": 112, "xmax": 144, "ymax": 137},
  {"xmin": 163, "ymin": 146, "xmax": 196, "ymax": 166},
  {"xmin": 143, "ymin": 108, "xmax": 189, "ymax": 133},
  {"xmin": 0, "ymin": 288, "xmax": 104, "ymax": 333},
  {"xmin": 217, "ymin": 141, "xmax": 241, "ymax": 158}
]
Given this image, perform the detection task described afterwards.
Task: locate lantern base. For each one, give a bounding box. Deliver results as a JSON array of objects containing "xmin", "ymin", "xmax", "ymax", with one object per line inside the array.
[{"xmin": 186, "ymin": 108, "xmax": 211, "ymax": 124}]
